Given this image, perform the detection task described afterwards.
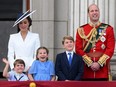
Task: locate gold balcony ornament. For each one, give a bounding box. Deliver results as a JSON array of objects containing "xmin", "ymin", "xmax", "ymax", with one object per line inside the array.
[{"xmin": 29, "ymin": 82, "xmax": 36, "ymax": 87}]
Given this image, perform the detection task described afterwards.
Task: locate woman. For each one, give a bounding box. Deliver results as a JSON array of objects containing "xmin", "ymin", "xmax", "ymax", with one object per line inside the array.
[{"xmin": 8, "ymin": 10, "xmax": 40, "ymax": 72}]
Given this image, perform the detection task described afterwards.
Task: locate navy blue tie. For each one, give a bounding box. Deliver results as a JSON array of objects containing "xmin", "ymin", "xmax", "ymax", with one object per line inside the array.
[{"xmin": 68, "ymin": 53, "xmax": 72, "ymax": 66}]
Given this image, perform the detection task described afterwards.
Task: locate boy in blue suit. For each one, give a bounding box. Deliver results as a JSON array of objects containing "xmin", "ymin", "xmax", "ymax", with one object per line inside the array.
[{"xmin": 55, "ymin": 36, "xmax": 84, "ymax": 81}]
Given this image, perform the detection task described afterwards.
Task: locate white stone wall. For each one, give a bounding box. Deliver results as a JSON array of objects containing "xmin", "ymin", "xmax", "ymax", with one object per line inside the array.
[
  {"xmin": 31, "ymin": 0, "xmax": 55, "ymax": 61},
  {"xmin": 110, "ymin": 47, "xmax": 116, "ymax": 80},
  {"xmin": 54, "ymin": 0, "xmax": 70, "ymax": 57}
]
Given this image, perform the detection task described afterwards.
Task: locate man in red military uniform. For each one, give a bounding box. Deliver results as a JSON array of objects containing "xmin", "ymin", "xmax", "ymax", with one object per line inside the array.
[{"xmin": 75, "ymin": 4, "xmax": 115, "ymax": 81}]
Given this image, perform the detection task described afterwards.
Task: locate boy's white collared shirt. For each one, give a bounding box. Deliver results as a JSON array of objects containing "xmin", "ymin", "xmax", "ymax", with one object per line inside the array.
[{"xmin": 66, "ymin": 51, "xmax": 73, "ymax": 60}]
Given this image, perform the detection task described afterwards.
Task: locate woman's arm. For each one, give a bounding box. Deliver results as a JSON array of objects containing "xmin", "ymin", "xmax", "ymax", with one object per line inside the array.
[{"xmin": 8, "ymin": 35, "xmax": 15, "ymax": 69}]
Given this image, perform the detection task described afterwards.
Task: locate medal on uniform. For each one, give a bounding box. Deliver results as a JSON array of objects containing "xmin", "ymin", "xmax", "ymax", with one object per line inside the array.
[
  {"xmin": 99, "ymin": 29, "xmax": 102, "ymax": 35},
  {"xmin": 103, "ymin": 30, "xmax": 106, "ymax": 35},
  {"xmin": 101, "ymin": 44, "xmax": 106, "ymax": 49},
  {"xmin": 100, "ymin": 36, "xmax": 106, "ymax": 42}
]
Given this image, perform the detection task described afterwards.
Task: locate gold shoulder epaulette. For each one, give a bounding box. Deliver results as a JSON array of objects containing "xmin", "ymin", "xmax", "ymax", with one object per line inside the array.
[{"xmin": 77, "ymin": 27, "xmax": 85, "ymax": 38}]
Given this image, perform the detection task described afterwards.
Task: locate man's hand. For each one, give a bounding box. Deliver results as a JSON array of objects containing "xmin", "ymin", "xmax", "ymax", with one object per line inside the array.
[{"xmin": 91, "ymin": 62, "xmax": 100, "ymax": 71}]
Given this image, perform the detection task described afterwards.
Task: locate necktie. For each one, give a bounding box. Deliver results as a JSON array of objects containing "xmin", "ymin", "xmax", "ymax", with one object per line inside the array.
[{"xmin": 68, "ymin": 53, "xmax": 72, "ymax": 66}]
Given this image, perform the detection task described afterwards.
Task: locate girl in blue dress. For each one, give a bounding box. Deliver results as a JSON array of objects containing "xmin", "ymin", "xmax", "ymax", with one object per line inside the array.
[{"xmin": 28, "ymin": 47, "xmax": 56, "ymax": 81}]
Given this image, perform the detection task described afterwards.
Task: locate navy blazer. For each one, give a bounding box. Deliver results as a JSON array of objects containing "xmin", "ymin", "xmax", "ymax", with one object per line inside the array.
[{"xmin": 55, "ymin": 52, "xmax": 84, "ymax": 81}]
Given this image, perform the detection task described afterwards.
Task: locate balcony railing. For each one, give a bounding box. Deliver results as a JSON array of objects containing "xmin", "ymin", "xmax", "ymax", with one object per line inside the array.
[{"xmin": 0, "ymin": 81, "xmax": 116, "ymax": 87}]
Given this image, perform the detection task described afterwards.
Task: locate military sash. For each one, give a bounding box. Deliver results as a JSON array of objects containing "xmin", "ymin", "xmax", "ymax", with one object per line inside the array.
[
  {"xmin": 85, "ymin": 23, "xmax": 108, "ymax": 52},
  {"xmin": 78, "ymin": 23, "xmax": 108, "ymax": 53}
]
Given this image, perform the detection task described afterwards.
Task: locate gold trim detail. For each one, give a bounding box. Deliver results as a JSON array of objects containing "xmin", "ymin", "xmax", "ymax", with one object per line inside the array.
[
  {"xmin": 98, "ymin": 54, "xmax": 110, "ymax": 67},
  {"xmin": 82, "ymin": 55, "xmax": 93, "ymax": 67}
]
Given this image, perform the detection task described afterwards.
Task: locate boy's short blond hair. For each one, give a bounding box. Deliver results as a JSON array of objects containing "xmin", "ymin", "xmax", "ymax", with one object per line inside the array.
[
  {"xmin": 13, "ymin": 59, "xmax": 25, "ymax": 67},
  {"xmin": 62, "ymin": 36, "xmax": 74, "ymax": 45}
]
